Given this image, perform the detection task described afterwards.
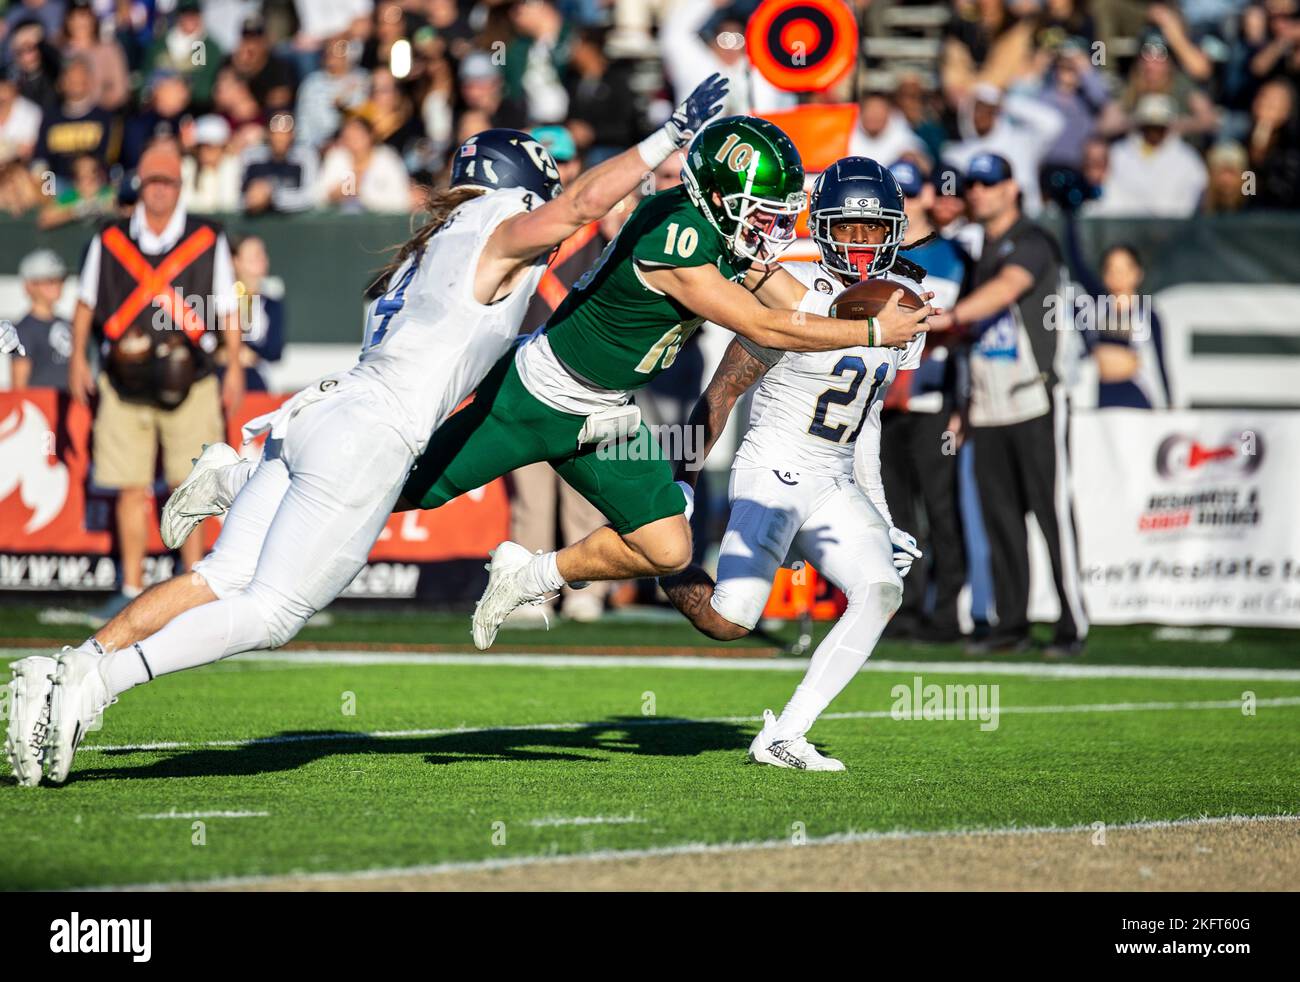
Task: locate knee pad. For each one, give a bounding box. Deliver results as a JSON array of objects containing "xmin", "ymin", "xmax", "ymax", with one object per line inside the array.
[
  {"xmin": 709, "ymin": 580, "xmax": 767, "ymax": 632},
  {"xmin": 244, "ymin": 586, "xmax": 313, "ymax": 650},
  {"xmin": 845, "ymin": 579, "xmax": 904, "ymax": 619}
]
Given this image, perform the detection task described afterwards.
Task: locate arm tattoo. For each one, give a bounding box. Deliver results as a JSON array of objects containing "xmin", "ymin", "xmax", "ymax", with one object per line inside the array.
[
  {"xmin": 675, "ymin": 339, "xmax": 769, "ymax": 479},
  {"xmin": 660, "ymin": 565, "xmax": 718, "ymax": 626}
]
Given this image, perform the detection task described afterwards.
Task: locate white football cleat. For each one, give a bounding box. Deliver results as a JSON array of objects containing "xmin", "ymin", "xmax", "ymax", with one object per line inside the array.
[
  {"xmin": 5, "ymin": 653, "xmax": 59, "ymax": 787},
  {"xmin": 748, "ymin": 709, "xmax": 845, "ymax": 771},
  {"xmin": 160, "ymin": 442, "xmax": 242, "ymax": 549},
  {"xmin": 44, "ymin": 650, "xmax": 116, "ymax": 785},
  {"xmin": 471, "ymin": 540, "xmax": 548, "ymax": 650}
]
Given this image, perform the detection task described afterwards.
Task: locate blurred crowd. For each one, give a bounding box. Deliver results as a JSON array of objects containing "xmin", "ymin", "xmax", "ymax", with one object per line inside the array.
[{"xmin": 0, "ymin": 0, "xmax": 1294, "ymax": 222}]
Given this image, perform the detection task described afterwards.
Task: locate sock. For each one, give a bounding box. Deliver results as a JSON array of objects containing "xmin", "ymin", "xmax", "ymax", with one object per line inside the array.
[
  {"xmin": 102, "ymin": 643, "xmax": 153, "ymax": 697},
  {"xmin": 775, "ymin": 583, "xmax": 896, "ymax": 738},
  {"xmin": 217, "ymin": 458, "xmax": 257, "ymax": 508},
  {"xmin": 517, "ymin": 551, "xmax": 566, "ymax": 598},
  {"xmin": 121, "ymin": 583, "xmax": 142, "ymax": 600}
]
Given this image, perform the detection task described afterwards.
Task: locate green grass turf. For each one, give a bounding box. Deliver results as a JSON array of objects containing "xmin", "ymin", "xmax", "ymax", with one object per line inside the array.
[
  {"xmin": 2, "ymin": 646, "xmax": 1298, "ymax": 889},
  {"xmin": 3, "ymin": 602, "xmax": 1300, "ymax": 668}
]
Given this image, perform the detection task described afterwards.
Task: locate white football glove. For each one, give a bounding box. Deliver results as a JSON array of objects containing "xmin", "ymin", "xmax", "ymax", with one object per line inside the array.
[
  {"xmin": 0, "ymin": 320, "xmax": 25, "ymax": 357},
  {"xmin": 889, "ymin": 527, "xmax": 921, "ymax": 577}
]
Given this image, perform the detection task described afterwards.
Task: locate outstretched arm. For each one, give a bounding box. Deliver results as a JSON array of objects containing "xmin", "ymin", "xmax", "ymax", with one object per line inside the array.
[
  {"xmin": 644, "ymin": 263, "xmax": 934, "ymax": 351},
  {"xmin": 483, "ymin": 74, "xmax": 729, "ymax": 270},
  {"xmin": 660, "ymin": 564, "xmax": 750, "ymax": 641},
  {"xmin": 674, "ymin": 337, "xmax": 773, "ymax": 488}
]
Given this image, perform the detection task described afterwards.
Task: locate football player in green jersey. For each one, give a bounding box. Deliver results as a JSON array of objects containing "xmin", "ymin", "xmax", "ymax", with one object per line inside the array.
[{"xmin": 399, "ymin": 115, "xmax": 938, "ymax": 648}]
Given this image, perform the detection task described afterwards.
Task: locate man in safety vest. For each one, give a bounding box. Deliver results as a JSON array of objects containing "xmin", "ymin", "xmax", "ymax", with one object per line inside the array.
[{"xmin": 69, "ymin": 141, "xmax": 244, "ymax": 622}]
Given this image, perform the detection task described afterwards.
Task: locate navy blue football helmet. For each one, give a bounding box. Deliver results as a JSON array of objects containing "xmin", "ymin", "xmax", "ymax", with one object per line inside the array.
[
  {"xmin": 450, "ymin": 128, "xmax": 563, "ymax": 200},
  {"xmin": 809, "ymin": 156, "xmax": 908, "ymax": 279}
]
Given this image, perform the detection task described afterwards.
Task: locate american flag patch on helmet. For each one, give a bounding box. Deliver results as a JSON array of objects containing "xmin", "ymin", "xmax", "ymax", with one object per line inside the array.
[{"xmin": 460, "ymin": 144, "xmax": 477, "ymax": 157}]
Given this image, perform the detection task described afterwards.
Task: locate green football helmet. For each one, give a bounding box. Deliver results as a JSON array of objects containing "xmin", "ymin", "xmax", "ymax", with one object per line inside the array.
[{"xmin": 681, "ymin": 115, "xmax": 806, "ymax": 264}]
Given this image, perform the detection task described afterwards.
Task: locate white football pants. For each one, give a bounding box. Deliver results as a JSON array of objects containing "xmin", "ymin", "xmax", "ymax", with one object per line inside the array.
[
  {"xmin": 711, "ymin": 466, "xmax": 904, "ymax": 726},
  {"xmin": 134, "ymin": 388, "xmax": 412, "ymax": 677}
]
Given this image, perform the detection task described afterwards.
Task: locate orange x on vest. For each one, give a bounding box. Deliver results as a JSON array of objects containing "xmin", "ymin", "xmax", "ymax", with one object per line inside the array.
[
  {"xmin": 537, "ymin": 221, "xmax": 600, "ymax": 313},
  {"xmin": 100, "ymin": 224, "xmax": 217, "ymax": 344}
]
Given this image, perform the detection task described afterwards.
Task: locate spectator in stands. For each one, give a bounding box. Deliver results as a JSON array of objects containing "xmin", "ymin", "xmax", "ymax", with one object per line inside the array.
[
  {"xmin": 1037, "ymin": 41, "xmax": 1122, "ymax": 172},
  {"xmin": 425, "ymin": 0, "xmax": 475, "ymax": 60},
  {"xmin": 37, "ymin": 151, "xmax": 113, "ymax": 227},
  {"xmin": 565, "ymin": 26, "xmax": 640, "ymax": 161},
  {"xmin": 241, "ymin": 111, "xmax": 317, "ymax": 214},
  {"xmin": 660, "ymin": 0, "xmax": 794, "ymax": 112},
  {"xmin": 895, "ymin": 72, "xmax": 949, "ymax": 163},
  {"xmin": 34, "ymin": 55, "xmax": 120, "ymax": 184},
  {"xmin": 851, "ymin": 91, "xmax": 929, "ymax": 165},
  {"xmin": 183, "ymin": 114, "xmax": 241, "ymax": 213},
  {"xmin": 0, "ymin": 156, "xmax": 41, "ymax": 213},
  {"xmin": 315, "ymin": 112, "xmax": 408, "ymax": 213},
  {"xmin": 927, "ymin": 152, "xmax": 1088, "ymax": 659},
  {"xmin": 505, "ymin": 0, "xmax": 570, "ymax": 125},
  {"xmin": 61, "ymin": 0, "xmax": 128, "ymax": 112},
  {"xmin": 6, "ymin": 20, "xmax": 60, "ymax": 114},
  {"xmin": 941, "ymin": 0, "xmax": 1020, "ymax": 101},
  {"xmin": 1204, "ymin": 139, "xmax": 1251, "ymax": 211},
  {"xmin": 456, "ymin": 51, "xmax": 527, "ymax": 130},
  {"xmin": 1119, "ymin": 30, "xmax": 1219, "ymax": 137},
  {"xmin": 212, "ymin": 66, "xmax": 263, "ymax": 132},
  {"xmin": 4, "ymin": 0, "xmax": 65, "ymax": 45},
  {"xmin": 0, "ymin": 70, "xmax": 41, "ymax": 164},
  {"xmin": 294, "ymin": 32, "xmax": 367, "ymax": 150},
  {"xmin": 70, "ymin": 142, "xmax": 243, "ymax": 620},
  {"xmin": 226, "ymin": 233, "xmax": 284, "ymax": 392},
  {"xmin": 1245, "ymin": 76, "xmax": 1300, "ymax": 207},
  {"xmin": 361, "ymin": 0, "xmax": 411, "ymax": 72},
  {"xmin": 357, "ymin": 66, "xmax": 422, "ymax": 158},
  {"xmin": 930, "ymin": 162, "xmax": 983, "ymax": 258},
  {"xmin": 144, "ymin": 0, "xmax": 223, "ymax": 109},
  {"xmin": 1091, "ymin": 244, "xmax": 1169, "ymax": 409},
  {"xmin": 120, "ymin": 70, "xmax": 192, "ymax": 172},
  {"xmin": 879, "ymin": 159, "xmax": 969, "ymax": 643},
  {"xmin": 1102, "ymin": 93, "xmax": 1209, "ymax": 215},
  {"xmin": 1244, "ymin": 0, "xmax": 1300, "ymax": 90},
  {"xmin": 943, "ymin": 82, "xmax": 1065, "ymax": 214},
  {"xmin": 410, "ymin": 26, "xmax": 455, "ymax": 166},
  {"xmin": 8, "ymin": 247, "xmax": 71, "ymax": 391},
  {"xmin": 224, "ymin": 14, "xmax": 296, "ymax": 112}
]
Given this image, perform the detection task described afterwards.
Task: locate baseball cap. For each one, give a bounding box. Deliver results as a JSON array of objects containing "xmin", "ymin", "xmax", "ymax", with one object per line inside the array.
[
  {"xmin": 1133, "ymin": 93, "xmax": 1175, "ymax": 128},
  {"xmin": 889, "ymin": 160, "xmax": 924, "ymax": 197},
  {"xmin": 931, "ymin": 163, "xmax": 965, "ymax": 196},
  {"xmin": 193, "ymin": 114, "xmax": 231, "ymax": 147},
  {"xmin": 19, "ymin": 248, "xmax": 67, "ymax": 281},
  {"xmin": 459, "ymin": 52, "xmax": 498, "ymax": 83},
  {"xmin": 531, "ymin": 125, "xmax": 576, "ymax": 163},
  {"xmin": 138, "ymin": 143, "xmax": 183, "ymax": 182},
  {"xmin": 966, "ymin": 152, "xmax": 1013, "ymax": 186}
]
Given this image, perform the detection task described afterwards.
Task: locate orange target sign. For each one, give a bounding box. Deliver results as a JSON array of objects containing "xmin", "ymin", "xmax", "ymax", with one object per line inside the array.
[{"xmin": 746, "ymin": 0, "xmax": 859, "ymax": 93}]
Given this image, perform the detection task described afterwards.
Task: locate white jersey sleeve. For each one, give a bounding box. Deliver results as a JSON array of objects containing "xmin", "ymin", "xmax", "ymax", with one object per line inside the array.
[{"xmin": 851, "ymin": 399, "xmax": 893, "ymax": 526}]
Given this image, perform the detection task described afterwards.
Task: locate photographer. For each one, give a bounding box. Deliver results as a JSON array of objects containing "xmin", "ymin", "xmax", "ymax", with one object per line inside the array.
[{"xmin": 70, "ymin": 142, "xmax": 243, "ymax": 622}]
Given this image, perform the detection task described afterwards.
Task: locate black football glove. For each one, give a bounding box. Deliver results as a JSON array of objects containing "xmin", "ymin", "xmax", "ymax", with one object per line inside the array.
[{"xmin": 665, "ymin": 73, "xmax": 730, "ymax": 148}]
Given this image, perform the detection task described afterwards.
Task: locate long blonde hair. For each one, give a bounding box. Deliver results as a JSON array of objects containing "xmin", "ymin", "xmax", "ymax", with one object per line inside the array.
[{"xmin": 366, "ymin": 185, "xmax": 486, "ymax": 298}]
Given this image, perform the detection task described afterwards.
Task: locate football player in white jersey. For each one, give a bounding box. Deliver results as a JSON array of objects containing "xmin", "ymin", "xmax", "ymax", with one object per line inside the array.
[
  {"xmin": 5, "ymin": 76, "xmax": 731, "ymax": 787},
  {"xmin": 661, "ymin": 156, "xmax": 936, "ymax": 771}
]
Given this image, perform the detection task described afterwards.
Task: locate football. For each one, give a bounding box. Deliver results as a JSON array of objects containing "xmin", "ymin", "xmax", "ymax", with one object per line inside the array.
[{"xmin": 829, "ymin": 278, "xmax": 927, "ymax": 319}]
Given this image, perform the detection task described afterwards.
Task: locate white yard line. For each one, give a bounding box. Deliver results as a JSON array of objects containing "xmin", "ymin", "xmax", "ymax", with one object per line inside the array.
[
  {"xmin": 196, "ymin": 649, "xmax": 1300, "ymax": 682},
  {"xmin": 90, "ymin": 813, "xmax": 1300, "ymax": 892},
  {"xmin": 5, "ymin": 646, "xmax": 1300, "ymax": 681},
  {"xmin": 136, "ymin": 811, "xmax": 269, "ymax": 820},
  {"xmin": 77, "ymin": 696, "xmax": 1300, "ymax": 755},
  {"xmin": 526, "ymin": 815, "xmax": 644, "ymax": 828}
]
